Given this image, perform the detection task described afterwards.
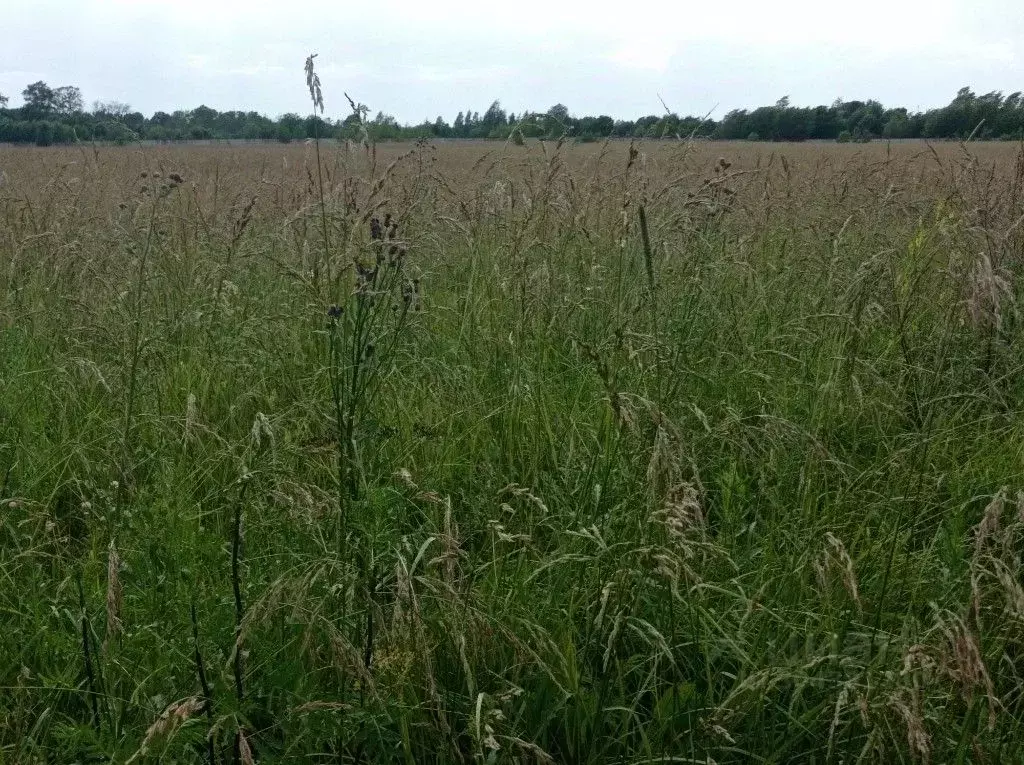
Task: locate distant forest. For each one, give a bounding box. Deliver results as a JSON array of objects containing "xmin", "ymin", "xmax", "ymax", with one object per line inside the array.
[{"xmin": 1, "ymin": 82, "xmax": 1023, "ymax": 146}]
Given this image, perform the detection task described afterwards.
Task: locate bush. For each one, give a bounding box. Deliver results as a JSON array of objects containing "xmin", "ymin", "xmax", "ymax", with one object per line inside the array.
[
  {"xmin": 747, "ymin": 132, "xmax": 760, "ymax": 141},
  {"xmin": 33, "ymin": 122, "xmax": 54, "ymax": 147},
  {"xmin": 53, "ymin": 123, "xmax": 76, "ymax": 144},
  {"xmin": 837, "ymin": 131, "xmax": 853, "ymax": 143}
]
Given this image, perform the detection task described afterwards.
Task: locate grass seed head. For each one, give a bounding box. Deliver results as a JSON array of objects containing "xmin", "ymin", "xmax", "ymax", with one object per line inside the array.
[
  {"xmin": 128, "ymin": 697, "xmax": 204, "ymax": 762},
  {"xmin": 239, "ymin": 728, "xmax": 255, "ymax": 764},
  {"xmin": 890, "ymin": 689, "xmax": 931, "ymax": 764},
  {"xmin": 304, "ymin": 54, "xmax": 324, "ymax": 114},
  {"xmin": 105, "ymin": 538, "xmax": 123, "ymax": 648}
]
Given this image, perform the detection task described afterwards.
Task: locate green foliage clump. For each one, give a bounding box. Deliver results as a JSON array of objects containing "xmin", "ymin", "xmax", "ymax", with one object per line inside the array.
[{"xmin": 4, "ymin": 79, "xmax": 1024, "ymax": 145}]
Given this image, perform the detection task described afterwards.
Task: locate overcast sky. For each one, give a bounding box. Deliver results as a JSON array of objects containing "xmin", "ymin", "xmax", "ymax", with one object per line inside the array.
[{"xmin": 2, "ymin": 0, "xmax": 1021, "ymax": 123}]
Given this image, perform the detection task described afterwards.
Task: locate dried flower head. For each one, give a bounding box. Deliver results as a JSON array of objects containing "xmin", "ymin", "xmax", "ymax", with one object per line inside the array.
[{"xmin": 304, "ymin": 54, "xmax": 324, "ymax": 114}]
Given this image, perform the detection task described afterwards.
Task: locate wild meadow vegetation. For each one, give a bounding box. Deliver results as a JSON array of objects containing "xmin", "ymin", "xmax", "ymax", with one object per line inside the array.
[{"xmin": 3, "ymin": 127, "xmax": 1024, "ymax": 763}]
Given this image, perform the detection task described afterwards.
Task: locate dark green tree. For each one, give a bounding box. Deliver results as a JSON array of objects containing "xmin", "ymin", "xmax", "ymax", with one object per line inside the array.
[
  {"xmin": 54, "ymin": 86, "xmax": 83, "ymax": 114},
  {"xmin": 481, "ymin": 100, "xmax": 507, "ymax": 135},
  {"xmin": 544, "ymin": 104, "xmax": 570, "ymax": 137},
  {"xmin": 93, "ymin": 100, "xmax": 132, "ymax": 118},
  {"xmin": 21, "ymin": 81, "xmax": 57, "ymax": 118}
]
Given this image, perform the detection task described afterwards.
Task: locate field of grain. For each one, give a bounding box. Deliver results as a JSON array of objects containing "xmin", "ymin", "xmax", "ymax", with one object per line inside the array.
[{"xmin": 3, "ymin": 137, "xmax": 1024, "ymax": 762}]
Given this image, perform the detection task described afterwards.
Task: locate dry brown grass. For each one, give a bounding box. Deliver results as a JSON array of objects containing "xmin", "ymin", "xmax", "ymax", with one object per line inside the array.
[{"xmin": 2, "ymin": 138, "xmax": 1019, "ymax": 215}]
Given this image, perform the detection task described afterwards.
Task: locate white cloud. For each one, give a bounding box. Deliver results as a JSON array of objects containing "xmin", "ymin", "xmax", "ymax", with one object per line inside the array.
[
  {"xmin": 185, "ymin": 55, "xmax": 212, "ymax": 71},
  {"xmin": 412, "ymin": 65, "xmax": 513, "ymax": 84},
  {"xmin": 226, "ymin": 64, "xmax": 287, "ymax": 77},
  {"xmin": 1, "ymin": 0, "xmax": 1022, "ymax": 121},
  {"xmin": 608, "ymin": 41, "xmax": 677, "ymax": 72}
]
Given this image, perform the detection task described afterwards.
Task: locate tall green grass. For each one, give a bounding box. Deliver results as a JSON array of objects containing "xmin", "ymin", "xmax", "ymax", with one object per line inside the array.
[{"xmin": 3, "ymin": 136, "xmax": 1024, "ymax": 763}]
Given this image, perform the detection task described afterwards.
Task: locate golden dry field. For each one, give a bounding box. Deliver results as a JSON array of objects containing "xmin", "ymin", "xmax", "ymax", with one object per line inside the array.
[{"xmin": 3, "ymin": 137, "xmax": 1024, "ymax": 762}]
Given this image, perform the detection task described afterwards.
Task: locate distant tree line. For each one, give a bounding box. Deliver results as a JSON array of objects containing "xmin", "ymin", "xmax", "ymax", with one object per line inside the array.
[{"xmin": 1, "ymin": 81, "xmax": 1023, "ymax": 146}]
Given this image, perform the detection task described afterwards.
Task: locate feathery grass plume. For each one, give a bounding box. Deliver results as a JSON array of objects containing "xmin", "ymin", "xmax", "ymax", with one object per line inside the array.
[
  {"xmin": 127, "ymin": 697, "xmax": 204, "ymax": 763},
  {"xmin": 652, "ymin": 482, "xmax": 705, "ymax": 544},
  {"xmin": 499, "ymin": 483, "xmax": 550, "ymax": 516},
  {"xmin": 437, "ymin": 496, "xmax": 462, "ymax": 588},
  {"xmin": 648, "ymin": 478, "xmax": 722, "ymax": 596},
  {"xmin": 974, "ymin": 488, "xmax": 1005, "ymax": 559},
  {"xmin": 486, "ymin": 519, "xmax": 531, "ymax": 545},
  {"xmin": 304, "ymin": 54, "xmax": 323, "ymax": 114},
  {"xmin": 938, "ymin": 614, "xmax": 998, "ymax": 731},
  {"xmin": 301, "ymin": 52, "xmax": 331, "ymax": 292},
  {"xmin": 890, "ymin": 688, "xmax": 931, "ymax": 764},
  {"xmin": 239, "ymin": 727, "xmax": 255, "ymax": 765},
  {"xmin": 966, "ymin": 252, "xmax": 1012, "ymax": 332},
  {"xmin": 324, "ymin": 617, "xmax": 377, "ymax": 693},
  {"xmin": 183, "ymin": 392, "xmax": 198, "ymax": 444},
  {"xmin": 507, "ymin": 737, "xmax": 556, "ymax": 764},
  {"xmin": 249, "ymin": 412, "xmax": 274, "ymax": 452},
  {"xmin": 992, "ymin": 559, "xmax": 1024, "ymax": 620},
  {"xmin": 391, "ymin": 556, "xmax": 412, "ymax": 634},
  {"xmin": 594, "ymin": 580, "xmax": 615, "ymax": 631},
  {"xmin": 827, "ymin": 684, "xmax": 851, "ymax": 755},
  {"xmin": 646, "ymin": 421, "xmax": 673, "ymax": 493},
  {"xmin": 392, "ymin": 467, "xmax": 417, "ymax": 490},
  {"xmin": 990, "ymin": 490, "xmax": 1024, "ymax": 618},
  {"xmin": 816, "ymin": 532, "xmax": 862, "ymax": 612},
  {"xmin": 386, "ymin": 555, "xmax": 424, "ymax": 683},
  {"xmin": 971, "ymin": 489, "xmax": 1006, "ymax": 621},
  {"xmin": 105, "ymin": 538, "xmax": 122, "ymax": 649}
]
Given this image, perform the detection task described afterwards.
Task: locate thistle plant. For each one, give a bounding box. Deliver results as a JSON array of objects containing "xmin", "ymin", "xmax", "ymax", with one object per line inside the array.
[
  {"xmin": 299, "ymin": 57, "xmax": 420, "ymax": 561},
  {"xmin": 327, "ymin": 213, "xmax": 415, "ymax": 556}
]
